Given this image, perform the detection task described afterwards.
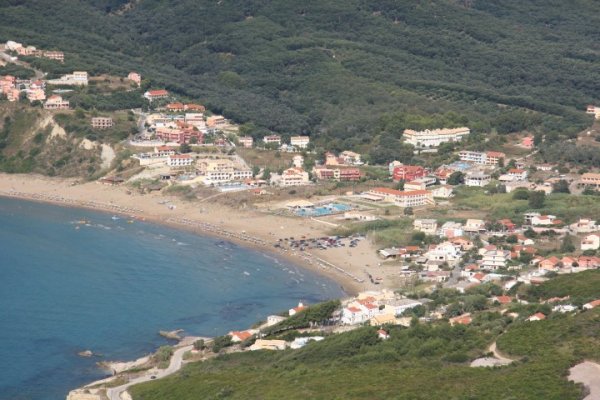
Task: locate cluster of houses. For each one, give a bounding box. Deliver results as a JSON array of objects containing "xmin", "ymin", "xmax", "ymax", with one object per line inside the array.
[
  {"xmin": 341, "ymin": 290, "xmax": 427, "ymax": 326},
  {"xmin": 4, "ymin": 40, "xmax": 64, "ymax": 62}
]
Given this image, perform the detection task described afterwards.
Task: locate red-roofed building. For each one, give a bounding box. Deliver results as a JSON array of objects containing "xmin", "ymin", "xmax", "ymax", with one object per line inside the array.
[
  {"xmin": 166, "ymin": 102, "xmax": 185, "ymax": 112},
  {"xmin": 539, "ymin": 256, "xmax": 560, "ymax": 271},
  {"xmin": 522, "ymin": 136, "xmax": 534, "ymax": 149},
  {"xmin": 583, "ymin": 299, "xmax": 600, "ymax": 310},
  {"xmin": 377, "ymin": 329, "xmax": 390, "ymax": 340},
  {"xmin": 449, "ymin": 313, "xmax": 472, "ymax": 326},
  {"xmin": 527, "ymin": 312, "xmax": 546, "ymax": 321},
  {"xmin": 167, "ymin": 154, "xmax": 194, "ymax": 168},
  {"xmin": 144, "ymin": 89, "xmax": 169, "ymax": 101},
  {"xmin": 508, "ymin": 169, "xmax": 528, "ymax": 181},
  {"xmin": 289, "ymin": 302, "xmax": 307, "ymax": 316},
  {"xmin": 393, "ymin": 165, "xmax": 427, "ymax": 182},
  {"xmin": 493, "ymin": 295, "xmax": 513, "ymax": 305},
  {"xmin": 229, "ymin": 330, "xmax": 254, "ymax": 342}
]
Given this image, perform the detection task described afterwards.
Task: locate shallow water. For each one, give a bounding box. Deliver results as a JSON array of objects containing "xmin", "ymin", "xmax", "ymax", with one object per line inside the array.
[{"xmin": 0, "ymin": 197, "xmax": 344, "ymax": 399}]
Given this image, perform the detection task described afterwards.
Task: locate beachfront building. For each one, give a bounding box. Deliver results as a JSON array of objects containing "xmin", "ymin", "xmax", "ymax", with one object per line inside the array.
[
  {"xmin": 167, "ymin": 154, "xmax": 194, "ymax": 168},
  {"xmin": 270, "ymin": 167, "xmax": 310, "ymax": 187},
  {"xmin": 263, "ymin": 135, "xmax": 281, "ymax": 146},
  {"xmin": 290, "ymin": 135, "xmax": 310, "ymax": 149},
  {"xmin": 366, "ymin": 188, "xmax": 434, "ymax": 208},
  {"xmin": 459, "ymin": 150, "xmax": 505, "ymax": 166},
  {"xmin": 403, "ymin": 127, "xmax": 470, "ymax": 148},
  {"xmin": 43, "ymin": 95, "xmax": 69, "ymax": 110},
  {"xmin": 197, "ymin": 159, "xmax": 253, "ymax": 185},
  {"xmin": 47, "ymin": 71, "xmax": 88, "ymax": 86},
  {"xmin": 238, "ymin": 136, "xmax": 254, "ymax": 148},
  {"xmin": 91, "ymin": 117, "xmax": 114, "ymax": 129}
]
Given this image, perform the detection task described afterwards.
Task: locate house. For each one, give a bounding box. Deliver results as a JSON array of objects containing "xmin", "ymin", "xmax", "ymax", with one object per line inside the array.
[
  {"xmin": 91, "ymin": 117, "xmax": 114, "ymax": 129},
  {"xmin": 438, "ymin": 221, "xmax": 464, "ymax": 238},
  {"xmin": 290, "ymin": 135, "xmax": 310, "ymax": 149},
  {"xmin": 431, "ymin": 185, "xmax": 454, "ymax": 198},
  {"xmin": 5, "ymin": 88, "xmax": 20, "ymax": 102},
  {"xmin": 271, "ymin": 167, "xmax": 310, "ymax": 187},
  {"xmin": 581, "ymin": 234, "xmax": 600, "ymax": 251},
  {"xmin": 289, "ymin": 302, "xmax": 307, "ymax": 316},
  {"xmin": 143, "ymin": 89, "xmax": 169, "ymax": 101},
  {"xmin": 586, "ymin": 105, "xmax": 600, "ymax": 119},
  {"xmin": 413, "ymin": 219, "xmax": 438, "ymax": 235},
  {"xmin": 451, "ymin": 237, "xmax": 474, "ymax": 251},
  {"xmin": 26, "ymin": 88, "xmax": 45, "ymax": 102},
  {"xmin": 377, "ymin": 329, "xmax": 390, "ymax": 340},
  {"xmin": 370, "ymin": 314, "xmax": 396, "ymax": 326},
  {"xmin": 290, "ymin": 336, "xmax": 324, "ymax": 349},
  {"xmin": 527, "ymin": 312, "xmax": 546, "ymax": 322},
  {"xmin": 449, "ymin": 313, "xmax": 472, "ymax": 326},
  {"xmin": 313, "ymin": 166, "xmax": 361, "ymax": 181},
  {"xmin": 366, "ymin": 188, "xmax": 434, "ymax": 208},
  {"xmin": 155, "ymin": 127, "xmax": 203, "ymax": 144},
  {"xmin": 263, "ymin": 135, "xmax": 281, "ymax": 145},
  {"xmin": 184, "ymin": 103, "xmax": 205, "ymax": 112},
  {"xmin": 508, "ymin": 169, "xmax": 528, "ymax": 181},
  {"xmin": 498, "ymin": 219, "xmax": 517, "ymax": 232},
  {"xmin": 167, "ymin": 154, "xmax": 194, "ymax": 168},
  {"xmin": 166, "ymin": 102, "xmax": 185, "ymax": 112},
  {"xmin": 522, "ymin": 136, "xmax": 535, "ymax": 149},
  {"xmin": 342, "ymin": 306, "xmax": 367, "ymax": 324},
  {"xmin": 292, "ymin": 155, "xmax": 304, "ymax": 168},
  {"xmin": 155, "ymin": 146, "xmax": 176, "ymax": 157},
  {"xmin": 238, "ymin": 136, "xmax": 254, "ymax": 148},
  {"xmin": 464, "ymin": 219, "xmax": 486, "ymax": 234},
  {"xmin": 538, "ymin": 256, "xmax": 560, "ymax": 271},
  {"xmin": 481, "ymin": 250, "xmax": 511, "ymax": 270},
  {"xmin": 127, "ymin": 72, "xmax": 141, "ymax": 86},
  {"xmin": 465, "ymin": 171, "xmax": 491, "ymax": 187},
  {"xmin": 43, "ymin": 95, "xmax": 69, "ymax": 110},
  {"xmin": 492, "ymin": 295, "xmax": 513, "ymax": 305},
  {"xmin": 583, "ymin": 299, "xmax": 600, "ymax": 310},
  {"xmin": 249, "ymin": 339, "xmax": 287, "ymax": 351},
  {"xmin": 206, "ymin": 115, "xmax": 226, "ymax": 127},
  {"xmin": 531, "ymin": 214, "xmax": 558, "ymax": 226},
  {"xmin": 553, "ymin": 304, "xmax": 577, "ymax": 313},
  {"xmin": 435, "ymin": 167, "xmax": 454, "ymax": 185},
  {"xmin": 393, "ymin": 165, "xmax": 427, "ymax": 182},
  {"xmin": 340, "ymin": 151, "xmax": 362, "ymax": 165},
  {"xmin": 229, "ymin": 330, "xmax": 254, "ymax": 342},
  {"xmin": 403, "ymin": 127, "xmax": 470, "ymax": 148},
  {"xmin": 424, "ymin": 241, "xmax": 462, "ymax": 265},
  {"xmin": 47, "ymin": 71, "xmax": 88, "ymax": 86},
  {"xmin": 570, "ymin": 219, "xmax": 598, "ymax": 233}
]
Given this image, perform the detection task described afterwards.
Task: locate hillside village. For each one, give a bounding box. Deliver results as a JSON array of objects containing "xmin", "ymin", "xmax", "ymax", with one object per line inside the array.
[{"xmin": 3, "ymin": 14, "xmax": 600, "ymax": 400}]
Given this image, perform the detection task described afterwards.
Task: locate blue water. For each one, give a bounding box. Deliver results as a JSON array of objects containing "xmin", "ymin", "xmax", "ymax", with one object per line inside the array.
[
  {"xmin": 0, "ymin": 197, "xmax": 344, "ymax": 400},
  {"xmin": 296, "ymin": 203, "xmax": 352, "ymax": 217}
]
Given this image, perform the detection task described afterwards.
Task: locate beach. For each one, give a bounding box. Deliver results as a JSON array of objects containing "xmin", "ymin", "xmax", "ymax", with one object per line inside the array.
[{"xmin": 0, "ymin": 173, "xmax": 397, "ymax": 295}]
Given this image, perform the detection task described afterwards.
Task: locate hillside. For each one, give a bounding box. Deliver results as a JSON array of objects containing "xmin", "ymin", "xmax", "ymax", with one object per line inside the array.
[{"xmin": 1, "ymin": 0, "xmax": 599, "ymax": 153}]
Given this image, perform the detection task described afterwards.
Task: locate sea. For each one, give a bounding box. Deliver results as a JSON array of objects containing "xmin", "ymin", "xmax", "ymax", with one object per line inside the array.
[{"xmin": 0, "ymin": 197, "xmax": 345, "ymax": 400}]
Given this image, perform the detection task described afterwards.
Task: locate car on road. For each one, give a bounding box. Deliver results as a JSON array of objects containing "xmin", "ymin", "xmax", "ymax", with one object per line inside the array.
[{"xmin": 150, "ymin": 375, "xmax": 156, "ymax": 380}]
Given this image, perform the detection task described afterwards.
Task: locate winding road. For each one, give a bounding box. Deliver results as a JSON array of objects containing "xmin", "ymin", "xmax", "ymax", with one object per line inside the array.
[{"xmin": 106, "ymin": 345, "xmax": 193, "ymax": 400}]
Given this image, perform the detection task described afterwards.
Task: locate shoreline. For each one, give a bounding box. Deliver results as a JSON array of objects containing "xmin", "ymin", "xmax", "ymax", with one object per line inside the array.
[{"xmin": 0, "ymin": 174, "xmax": 393, "ymax": 295}]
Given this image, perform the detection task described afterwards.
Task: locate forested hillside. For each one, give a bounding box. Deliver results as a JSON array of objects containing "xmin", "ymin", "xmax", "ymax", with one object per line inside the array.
[{"xmin": 1, "ymin": 0, "xmax": 599, "ymax": 151}]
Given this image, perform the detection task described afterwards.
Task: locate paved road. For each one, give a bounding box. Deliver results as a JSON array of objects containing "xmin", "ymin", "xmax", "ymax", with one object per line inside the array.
[
  {"xmin": 106, "ymin": 345, "xmax": 193, "ymax": 400},
  {"xmin": 0, "ymin": 51, "xmax": 45, "ymax": 79}
]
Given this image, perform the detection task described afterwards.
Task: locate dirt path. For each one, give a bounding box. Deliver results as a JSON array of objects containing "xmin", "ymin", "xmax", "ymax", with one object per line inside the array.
[
  {"xmin": 470, "ymin": 341, "xmax": 515, "ymax": 368},
  {"xmin": 569, "ymin": 361, "xmax": 600, "ymax": 400}
]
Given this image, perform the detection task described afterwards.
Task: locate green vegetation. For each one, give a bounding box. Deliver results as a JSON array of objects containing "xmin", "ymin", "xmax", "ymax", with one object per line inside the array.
[
  {"xmin": 1, "ymin": 0, "xmax": 597, "ymax": 154},
  {"xmin": 263, "ymin": 300, "xmax": 340, "ymax": 335},
  {"xmin": 525, "ymin": 270, "xmax": 600, "ymax": 306}
]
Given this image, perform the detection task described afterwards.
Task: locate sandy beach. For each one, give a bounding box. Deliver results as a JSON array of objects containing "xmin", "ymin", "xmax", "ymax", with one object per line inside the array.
[{"xmin": 0, "ymin": 173, "xmax": 399, "ymax": 295}]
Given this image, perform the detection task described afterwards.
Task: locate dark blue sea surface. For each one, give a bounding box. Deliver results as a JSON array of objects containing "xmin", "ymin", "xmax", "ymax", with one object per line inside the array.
[{"xmin": 0, "ymin": 197, "xmax": 344, "ymax": 399}]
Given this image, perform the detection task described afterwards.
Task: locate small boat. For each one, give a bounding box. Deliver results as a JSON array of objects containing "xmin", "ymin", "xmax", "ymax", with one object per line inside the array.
[
  {"xmin": 111, "ymin": 216, "xmax": 120, "ymax": 221},
  {"xmin": 127, "ymin": 220, "xmax": 134, "ymax": 224}
]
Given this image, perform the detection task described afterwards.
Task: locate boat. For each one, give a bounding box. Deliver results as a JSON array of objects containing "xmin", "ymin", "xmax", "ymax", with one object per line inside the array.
[{"xmin": 111, "ymin": 216, "xmax": 120, "ymax": 220}]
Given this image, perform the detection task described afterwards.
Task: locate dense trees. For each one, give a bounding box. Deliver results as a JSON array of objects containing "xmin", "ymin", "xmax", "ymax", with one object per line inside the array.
[{"xmin": 0, "ymin": 0, "xmax": 597, "ymax": 154}]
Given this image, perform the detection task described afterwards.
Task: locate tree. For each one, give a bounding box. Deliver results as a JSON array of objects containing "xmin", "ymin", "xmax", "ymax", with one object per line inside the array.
[
  {"xmin": 528, "ymin": 191, "xmax": 545, "ymax": 209},
  {"xmin": 552, "ymin": 179, "xmax": 570, "ymax": 193},
  {"xmin": 262, "ymin": 167, "xmax": 271, "ymax": 180},
  {"xmin": 447, "ymin": 171, "xmax": 464, "ymax": 185},
  {"xmin": 506, "ymin": 235, "xmax": 518, "ymax": 244},
  {"xmin": 512, "ymin": 189, "xmax": 529, "ymax": 200},
  {"xmin": 252, "ymin": 165, "xmax": 260, "ymax": 177},
  {"xmin": 560, "ymin": 234, "xmax": 575, "ymax": 253},
  {"xmin": 396, "ymin": 180, "xmax": 405, "ymax": 191},
  {"xmin": 193, "ymin": 339, "xmax": 205, "ymax": 351},
  {"xmin": 180, "ymin": 143, "xmax": 192, "ymax": 153},
  {"xmin": 404, "ymin": 207, "xmax": 414, "ymax": 216}
]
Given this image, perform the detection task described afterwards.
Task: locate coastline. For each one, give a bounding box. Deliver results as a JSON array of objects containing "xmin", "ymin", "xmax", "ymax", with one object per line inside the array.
[{"xmin": 0, "ymin": 173, "xmax": 394, "ymax": 295}]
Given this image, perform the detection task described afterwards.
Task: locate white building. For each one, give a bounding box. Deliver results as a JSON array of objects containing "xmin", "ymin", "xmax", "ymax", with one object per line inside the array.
[
  {"xmin": 366, "ymin": 188, "xmax": 434, "ymax": 208},
  {"xmin": 481, "ymin": 250, "xmax": 511, "ymax": 270},
  {"xmin": 263, "ymin": 135, "xmax": 281, "ymax": 145},
  {"xmin": 47, "ymin": 71, "xmax": 88, "ymax": 86},
  {"xmin": 290, "ymin": 135, "xmax": 310, "ymax": 149},
  {"xmin": 292, "ymin": 155, "xmax": 304, "ymax": 168},
  {"xmin": 167, "ymin": 154, "xmax": 194, "ymax": 168},
  {"xmin": 465, "ymin": 171, "xmax": 491, "ymax": 187},
  {"xmin": 581, "ymin": 234, "xmax": 600, "ymax": 251},
  {"xmin": 413, "ymin": 219, "xmax": 438, "ymax": 235},
  {"xmin": 438, "ymin": 221, "xmax": 464, "ymax": 238},
  {"xmin": 238, "ymin": 136, "xmax": 254, "ymax": 148},
  {"xmin": 403, "ymin": 127, "xmax": 470, "ymax": 148},
  {"xmin": 459, "ymin": 151, "xmax": 505, "ymax": 166},
  {"xmin": 271, "ymin": 167, "xmax": 310, "ymax": 187}
]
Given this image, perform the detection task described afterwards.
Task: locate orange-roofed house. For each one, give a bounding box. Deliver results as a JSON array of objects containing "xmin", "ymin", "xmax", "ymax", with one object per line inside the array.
[
  {"xmin": 166, "ymin": 102, "xmax": 185, "ymax": 112},
  {"xmin": 583, "ymin": 299, "xmax": 600, "ymax": 310},
  {"xmin": 449, "ymin": 313, "xmax": 472, "ymax": 326},
  {"xmin": 493, "ymin": 295, "xmax": 513, "ymax": 305},
  {"xmin": 229, "ymin": 330, "xmax": 254, "ymax": 342},
  {"xmin": 392, "ymin": 165, "xmax": 427, "ymax": 182},
  {"xmin": 539, "ymin": 256, "xmax": 560, "ymax": 271},
  {"xmin": 128, "ymin": 72, "xmax": 141, "ymax": 86},
  {"xmin": 289, "ymin": 302, "xmax": 307, "ymax": 316},
  {"xmin": 185, "ymin": 103, "xmax": 205, "ymax": 112},
  {"xmin": 522, "ymin": 136, "xmax": 534, "ymax": 149},
  {"xmin": 144, "ymin": 89, "xmax": 169, "ymax": 101},
  {"xmin": 377, "ymin": 329, "xmax": 390, "ymax": 340},
  {"xmin": 527, "ymin": 312, "xmax": 546, "ymax": 322}
]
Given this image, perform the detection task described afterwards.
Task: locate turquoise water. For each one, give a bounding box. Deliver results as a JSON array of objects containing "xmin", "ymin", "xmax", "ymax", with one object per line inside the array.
[
  {"xmin": 0, "ymin": 197, "xmax": 344, "ymax": 400},
  {"xmin": 296, "ymin": 203, "xmax": 352, "ymax": 217}
]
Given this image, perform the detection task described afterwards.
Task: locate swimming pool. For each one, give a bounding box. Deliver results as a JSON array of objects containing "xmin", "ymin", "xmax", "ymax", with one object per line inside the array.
[{"xmin": 296, "ymin": 203, "xmax": 352, "ymax": 217}]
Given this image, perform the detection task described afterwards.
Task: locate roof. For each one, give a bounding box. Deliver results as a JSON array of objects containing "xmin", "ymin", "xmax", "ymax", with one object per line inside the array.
[
  {"xmin": 230, "ymin": 331, "xmax": 253, "ymax": 341},
  {"xmin": 347, "ymin": 306, "xmax": 361, "ymax": 313},
  {"xmin": 530, "ymin": 312, "xmax": 546, "ymax": 320},
  {"xmin": 585, "ymin": 299, "xmax": 600, "ymax": 308},
  {"xmin": 371, "ymin": 188, "xmax": 430, "ymax": 196},
  {"xmin": 148, "ymin": 89, "xmax": 168, "ymax": 96},
  {"xmin": 169, "ymin": 154, "xmax": 192, "ymax": 159},
  {"xmin": 495, "ymin": 296, "xmax": 513, "ymax": 304}
]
